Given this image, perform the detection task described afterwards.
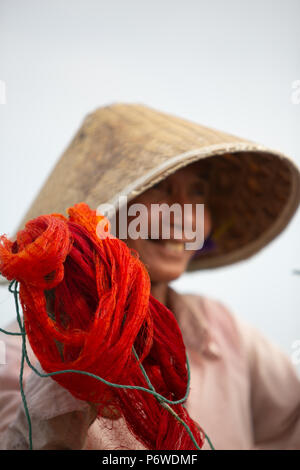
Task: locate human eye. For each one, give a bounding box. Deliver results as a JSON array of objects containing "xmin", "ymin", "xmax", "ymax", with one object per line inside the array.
[
  {"xmin": 151, "ymin": 181, "xmax": 167, "ymax": 192},
  {"xmin": 190, "ymin": 180, "xmax": 207, "ymax": 197}
]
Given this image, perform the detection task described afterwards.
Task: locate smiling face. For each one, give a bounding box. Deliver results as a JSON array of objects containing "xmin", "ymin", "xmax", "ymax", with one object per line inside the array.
[{"xmin": 116, "ymin": 162, "xmax": 212, "ymax": 283}]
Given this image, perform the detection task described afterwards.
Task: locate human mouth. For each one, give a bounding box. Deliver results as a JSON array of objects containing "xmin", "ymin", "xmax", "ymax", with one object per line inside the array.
[
  {"xmin": 163, "ymin": 241, "xmax": 185, "ymax": 253},
  {"xmin": 148, "ymin": 238, "xmax": 186, "ymax": 255}
]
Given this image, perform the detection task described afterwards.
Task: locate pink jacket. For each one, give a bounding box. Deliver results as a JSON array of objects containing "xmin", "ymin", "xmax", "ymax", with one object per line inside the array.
[{"xmin": 0, "ymin": 287, "xmax": 299, "ymax": 450}]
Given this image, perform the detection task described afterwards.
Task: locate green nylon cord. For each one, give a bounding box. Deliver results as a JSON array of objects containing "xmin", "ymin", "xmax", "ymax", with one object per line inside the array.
[
  {"xmin": 0, "ymin": 279, "xmax": 214, "ymax": 451},
  {"xmin": 131, "ymin": 347, "xmax": 207, "ymax": 451}
]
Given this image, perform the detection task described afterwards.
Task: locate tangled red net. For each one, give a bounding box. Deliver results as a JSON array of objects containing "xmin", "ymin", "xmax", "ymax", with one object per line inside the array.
[{"xmin": 0, "ymin": 202, "xmax": 206, "ymax": 450}]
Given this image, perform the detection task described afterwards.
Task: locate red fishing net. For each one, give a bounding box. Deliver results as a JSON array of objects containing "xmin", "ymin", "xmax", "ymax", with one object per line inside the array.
[{"xmin": 0, "ymin": 202, "xmax": 206, "ymax": 450}]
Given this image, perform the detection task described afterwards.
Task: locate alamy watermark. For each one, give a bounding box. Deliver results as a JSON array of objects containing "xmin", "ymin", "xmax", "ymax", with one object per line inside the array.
[
  {"xmin": 96, "ymin": 196, "xmax": 205, "ymax": 251},
  {"xmin": 0, "ymin": 340, "xmax": 6, "ymax": 365},
  {"xmin": 291, "ymin": 80, "xmax": 300, "ymax": 104},
  {"xmin": 0, "ymin": 80, "xmax": 6, "ymax": 104},
  {"xmin": 291, "ymin": 339, "xmax": 300, "ymax": 366}
]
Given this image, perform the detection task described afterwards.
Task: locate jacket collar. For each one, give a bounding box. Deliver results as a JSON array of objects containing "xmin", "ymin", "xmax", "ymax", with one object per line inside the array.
[{"xmin": 166, "ymin": 285, "xmax": 221, "ymax": 360}]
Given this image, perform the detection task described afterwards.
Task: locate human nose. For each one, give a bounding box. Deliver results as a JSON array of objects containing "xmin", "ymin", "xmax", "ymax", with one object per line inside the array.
[
  {"xmin": 165, "ymin": 182, "xmax": 190, "ymax": 206},
  {"xmin": 164, "ymin": 184, "xmax": 197, "ymax": 231}
]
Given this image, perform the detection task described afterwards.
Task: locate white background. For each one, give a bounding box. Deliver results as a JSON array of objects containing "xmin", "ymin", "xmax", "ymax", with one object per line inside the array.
[{"xmin": 0, "ymin": 0, "xmax": 299, "ymax": 374}]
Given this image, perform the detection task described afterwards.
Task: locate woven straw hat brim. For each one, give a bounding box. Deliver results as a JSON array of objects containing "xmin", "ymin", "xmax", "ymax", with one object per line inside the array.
[{"xmin": 7, "ymin": 103, "xmax": 300, "ymax": 274}]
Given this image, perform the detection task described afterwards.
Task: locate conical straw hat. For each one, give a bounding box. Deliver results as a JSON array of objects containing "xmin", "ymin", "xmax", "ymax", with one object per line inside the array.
[{"xmin": 8, "ymin": 103, "xmax": 300, "ymax": 273}]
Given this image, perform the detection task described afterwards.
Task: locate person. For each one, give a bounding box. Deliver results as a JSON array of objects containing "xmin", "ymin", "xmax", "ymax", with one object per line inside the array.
[{"xmin": 0, "ymin": 103, "xmax": 300, "ymax": 450}]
